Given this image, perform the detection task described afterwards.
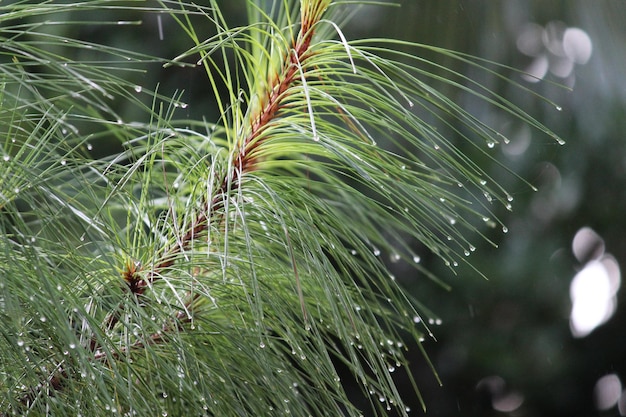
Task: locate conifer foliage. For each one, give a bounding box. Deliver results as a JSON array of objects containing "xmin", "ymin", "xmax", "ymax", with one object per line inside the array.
[{"xmin": 0, "ymin": 1, "xmax": 558, "ymax": 415}]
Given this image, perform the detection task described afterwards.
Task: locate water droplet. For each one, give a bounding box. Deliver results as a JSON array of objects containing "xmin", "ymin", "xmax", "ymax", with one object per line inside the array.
[
  {"xmin": 464, "ymin": 250, "xmax": 470, "ymax": 256},
  {"xmin": 350, "ymin": 249, "xmax": 357, "ymax": 256},
  {"xmin": 507, "ymin": 194, "xmax": 514, "ymax": 202},
  {"xmin": 134, "ymin": 85, "xmax": 142, "ymax": 93},
  {"xmin": 449, "ymin": 218, "xmax": 456, "ymax": 225},
  {"xmin": 413, "ymin": 316, "xmax": 421, "ymax": 323},
  {"xmin": 412, "ymin": 255, "xmax": 421, "ymax": 263},
  {"xmin": 434, "ymin": 144, "xmax": 440, "ymax": 150},
  {"xmin": 60, "ymin": 159, "xmax": 67, "ymax": 166},
  {"xmin": 502, "ymin": 226, "xmax": 509, "ymax": 233},
  {"xmin": 388, "ymin": 366, "xmax": 395, "ymax": 372},
  {"xmin": 487, "ymin": 142, "xmax": 495, "ymax": 148},
  {"xmin": 259, "ymin": 342, "xmax": 265, "ymax": 348},
  {"xmin": 408, "ymin": 100, "xmax": 414, "ymax": 108},
  {"xmin": 480, "ymin": 179, "xmax": 487, "ymax": 186},
  {"xmin": 555, "ymin": 105, "xmax": 562, "ymax": 111},
  {"xmin": 69, "ymin": 343, "xmax": 76, "ymax": 349},
  {"xmin": 180, "ymin": 102, "xmax": 188, "ymax": 109},
  {"xmin": 17, "ymin": 340, "xmax": 24, "ymax": 347},
  {"xmin": 373, "ymin": 248, "xmax": 380, "ymax": 256},
  {"xmin": 400, "ymin": 165, "xmax": 406, "ymax": 170},
  {"xmin": 87, "ymin": 143, "xmax": 93, "ymax": 151},
  {"xmin": 3, "ymin": 155, "xmax": 10, "ymax": 162},
  {"xmin": 39, "ymin": 316, "xmax": 46, "ymax": 322},
  {"xmin": 390, "ymin": 253, "xmax": 401, "ymax": 263}
]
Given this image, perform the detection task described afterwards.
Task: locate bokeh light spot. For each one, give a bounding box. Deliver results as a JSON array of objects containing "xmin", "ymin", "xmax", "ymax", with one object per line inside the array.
[
  {"xmin": 563, "ymin": 27, "xmax": 593, "ymax": 64},
  {"xmin": 594, "ymin": 374, "xmax": 622, "ymax": 410},
  {"xmin": 517, "ymin": 21, "xmax": 592, "ymax": 83},
  {"xmin": 570, "ymin": 227, "xmax": 620, "ymax": 338},
  {"xmin": 572, "ymin": 226, "xmax": 605, "ymax": 264}
]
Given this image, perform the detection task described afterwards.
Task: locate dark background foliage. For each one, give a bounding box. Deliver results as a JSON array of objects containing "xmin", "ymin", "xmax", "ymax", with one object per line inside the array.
[
  {"xmin": 367, "ymin": 2, "xmax": 626, "ymax": 417},
  {"xmin": 12, "ymin": 1, "xmax": 626, "ymax": 416}
]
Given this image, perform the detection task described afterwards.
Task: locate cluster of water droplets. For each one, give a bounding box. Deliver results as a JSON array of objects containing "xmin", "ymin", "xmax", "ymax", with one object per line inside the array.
[
  {"xmin": 464, "ymin": 245, "xmax": 477, "ymax": 257},
  {"xmin": 364, "ymin": 383, "xmax": 410, "ymax": 414},
  {"xmin": 383, "ymin": 250, "xmax": 422, "ymax": 265}
]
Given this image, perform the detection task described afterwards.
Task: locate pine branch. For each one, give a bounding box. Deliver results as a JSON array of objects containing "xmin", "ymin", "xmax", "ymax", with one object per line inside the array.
[
  {"xmin": 18, "ymin": 0, "xmax": 331, "ymax": 405},
  {"xmin": 0, "ymin": 1, "xmax": 563, "ymax": 415}
]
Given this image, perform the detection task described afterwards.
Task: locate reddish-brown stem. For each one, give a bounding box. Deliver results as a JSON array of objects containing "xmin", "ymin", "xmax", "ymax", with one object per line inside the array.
[
  {"xmin": 93, "ymin": 293, "xmax": 201, "ymax": 364},
  {"xmin": 19, "ymin": 293, "xmax": 201, "ymax": 408},
  {"xmin": 131, "ymin": 21, "xmax": 317, "ymax": 295}
]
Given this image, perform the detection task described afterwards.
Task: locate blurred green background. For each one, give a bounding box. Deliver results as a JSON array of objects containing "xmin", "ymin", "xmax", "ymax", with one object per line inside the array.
[
  {"xmin": 16, "ymin": 0, "xmax": 626, "ymax": 416},
  {"xmin": 364, "ymin": 2, "xmax": 626, "ymax": 416}
]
